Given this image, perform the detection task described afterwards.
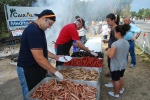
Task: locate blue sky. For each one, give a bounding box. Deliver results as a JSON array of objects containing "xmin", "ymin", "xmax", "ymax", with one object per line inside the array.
[{"xmin": 131, "ymin": 0, "xmax": 150, "ymax": 12}]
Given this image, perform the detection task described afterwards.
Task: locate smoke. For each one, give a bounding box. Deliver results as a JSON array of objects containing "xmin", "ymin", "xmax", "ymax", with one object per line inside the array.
[
  {"xmin": 32, "ymin": 0, "xmax": 120, "ymax": 54},
  {"xmin": 33, "ymin": 0, "xmax": 72, "ymax": 54}
]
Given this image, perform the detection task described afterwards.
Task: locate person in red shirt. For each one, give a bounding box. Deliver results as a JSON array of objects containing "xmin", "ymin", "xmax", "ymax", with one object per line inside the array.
[{"xmin": 55, "ymin": 18, "xmax": 98, "ymax": 66}]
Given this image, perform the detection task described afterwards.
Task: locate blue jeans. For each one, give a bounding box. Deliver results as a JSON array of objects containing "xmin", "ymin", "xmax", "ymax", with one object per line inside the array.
[
  {"xmin": 128, "ymin": 41, "xmax": 136, "ymax": 65},
  {"xmin": 103, "ymin": 35, "xmax": 108, "ymax": 39},
  {"xmin": 17, "ymin": 67, "xmax": 29, "ymax": 100}
]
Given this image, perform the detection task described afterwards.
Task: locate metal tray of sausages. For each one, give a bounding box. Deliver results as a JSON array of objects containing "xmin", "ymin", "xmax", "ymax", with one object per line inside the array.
[
  {"xmin": 62, "ymin": 61, "xmax": 103, "ymax": 72},
  {"xmin": 56, "ymin": 65, "xmax": 101, "ymax": 81},
  {"xmin": 26, "ymin": 77, "xmax": 100, "ymax": 100}
]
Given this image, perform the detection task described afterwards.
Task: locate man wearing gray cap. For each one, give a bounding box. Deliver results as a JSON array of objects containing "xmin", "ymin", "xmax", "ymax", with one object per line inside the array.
[
  {"xmin": 17, "ymin": 9, "xmax": 63, "ymax": 99},
  {"xmin": 55, "ymin": 18, "xmax": 98, "ymax": 66}
]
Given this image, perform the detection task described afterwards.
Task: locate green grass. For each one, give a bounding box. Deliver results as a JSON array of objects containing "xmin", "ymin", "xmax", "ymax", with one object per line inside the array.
[
  {"xmin": 140, "ymin": 55, "xmax": 146, "ymax": 59},
  {"xmin": 0, "ymin": 33, "xmax": 9, "ymax": 38},
  {"xmin": 135, "ymin": 45, "xmax": 150, "ymax": 66}
]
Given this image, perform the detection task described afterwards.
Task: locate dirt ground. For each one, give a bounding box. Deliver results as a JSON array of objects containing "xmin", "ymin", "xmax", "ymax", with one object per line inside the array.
[
  {"xmin": 101, "ymin": 42, "xmax": 150, "ymax": 100},
  {"xmin": 0, "ymin": 34, "xmax": 150, "ymax": 100}
]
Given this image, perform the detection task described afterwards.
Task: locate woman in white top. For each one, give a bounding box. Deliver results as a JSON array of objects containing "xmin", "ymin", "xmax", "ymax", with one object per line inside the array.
[{"xmin": 107, "ymin": 24, "xmax": 130, "ymax": 98}]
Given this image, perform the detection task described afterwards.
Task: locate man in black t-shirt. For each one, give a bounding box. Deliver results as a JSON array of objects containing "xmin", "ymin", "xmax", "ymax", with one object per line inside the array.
[{"xmin": 17, "ymin": 9, "xmax": 63, "ymax": 99}]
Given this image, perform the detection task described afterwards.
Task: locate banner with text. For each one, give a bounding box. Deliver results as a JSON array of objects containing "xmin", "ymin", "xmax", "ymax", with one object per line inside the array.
[
  {"xmin": 6, "ymin": 5, "xmax": 49, "ymax": 20},
  {"xmin": 7, "ymin": 19, "xmax": 35, "ymax": 30},
  {"xmin": 5, "ymin": 5, "xmax": 49, "ymax": 30},
  {"xmin": 11, "ymin": 30, "xmax": 23, "ymax": 37}
]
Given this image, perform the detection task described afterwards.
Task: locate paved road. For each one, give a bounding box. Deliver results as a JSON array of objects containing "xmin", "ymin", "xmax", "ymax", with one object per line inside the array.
[{"xmin": 135, "ymin": 20, "xmax": 150, "ymax": 31}]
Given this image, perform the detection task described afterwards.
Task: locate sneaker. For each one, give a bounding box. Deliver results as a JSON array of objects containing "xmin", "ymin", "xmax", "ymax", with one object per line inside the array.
[
  {"xmin": 105, "ymin": 82, "xmax": 114, "ymax": 87},
  {"xmin": 108, "ymin": 92, "xmax": 119, "ymax": 98},
  {"xmin": 130, "ymin": 64, "xmax": 135, "ymax": 68},
  {"xmin": 119, "ymin": 88, "xmax": 124, "ymax": 94}
]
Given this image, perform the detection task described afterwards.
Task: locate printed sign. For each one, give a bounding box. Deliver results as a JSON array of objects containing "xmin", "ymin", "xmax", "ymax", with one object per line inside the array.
[
  {"xmin": 5, "ymin": 5, "xmax": 49, "ymax": 30},
  {"xmin": 9, "ymin": 20, "xmax": 30, "ymax": 26},
  {"xmin": 11, "ymin": 30, "xmax": 23, "ymax": 36},
  {"xmin": 7, "ymin": 19, "xmax": 35, "ymax": 30},
  {"xmin": 7, "ymin": 5, "xmax": 48, "ymax": 20}
]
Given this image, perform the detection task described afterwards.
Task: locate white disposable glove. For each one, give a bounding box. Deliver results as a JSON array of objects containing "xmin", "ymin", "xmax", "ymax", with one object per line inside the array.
[
  {"xmin": 91, "ymin": 52, "xmax": 98, "ymax": 56},
  {"xmin": 54, "ymin": 71, "xmax": 64, "ymax": 79}
]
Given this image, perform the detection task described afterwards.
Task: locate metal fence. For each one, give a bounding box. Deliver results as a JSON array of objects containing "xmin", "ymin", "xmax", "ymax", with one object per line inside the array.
[{"xmin": 135, "ymin": 30, "xmax": 150, "ymax": 55}]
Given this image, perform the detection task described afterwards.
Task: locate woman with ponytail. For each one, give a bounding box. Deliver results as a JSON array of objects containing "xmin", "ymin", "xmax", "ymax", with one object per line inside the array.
[
  {"xmin": 103, "ymin": 13, "xmax": 120, "ymax": 87},
  {"xmin": 107, "ymin": 24, "xmax": 130, "ymax": 97}
]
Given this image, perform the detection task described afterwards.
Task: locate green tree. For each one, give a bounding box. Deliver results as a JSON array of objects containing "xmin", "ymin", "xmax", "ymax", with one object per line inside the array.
[
  {"xmin": 136, "ymin": 8, "xmax": 145, "ymax": 19},
  {"xmin": 142, "ymin": 8, "xmax": 150, "ymax": 19},
  {"xmin": 72, "ymin": 0, "xmax": 133, "ymax": 22},
  {"xmin": 135, "ymin": 8, "xmax": 150, "ymax": 19},
  {"xmin": 130, "ymin": 11, "xmax": 136, "ymax": 17},
  {"xmin": 118, "ymin": 0, "xmax": 133, "ymax": 16},
  {"xmin": 0, "ymin": 0, "xmax": 36, "ymax": 36},
  {"xmin": 120, "ymin": 4, "xmax": 131, "ymax": 17}
]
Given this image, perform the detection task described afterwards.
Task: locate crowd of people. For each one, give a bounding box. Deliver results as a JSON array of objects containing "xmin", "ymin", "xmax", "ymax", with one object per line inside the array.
[
  {"xmin": 16, "ymin": 9, "xmax": 141, "ymax": 99},
  {"xmin": 103, "ymin": 14, "xmax": 141, "ymax": 97}
]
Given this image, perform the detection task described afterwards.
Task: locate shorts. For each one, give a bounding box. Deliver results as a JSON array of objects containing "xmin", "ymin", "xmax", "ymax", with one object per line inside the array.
[{"xmin": 111, "ymin": 69, "xmax": 125, "ymax": 81}]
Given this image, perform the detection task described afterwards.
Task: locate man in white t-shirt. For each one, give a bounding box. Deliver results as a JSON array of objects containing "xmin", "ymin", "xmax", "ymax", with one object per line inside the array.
[
  {"xmin": 78, "ymin": 27, "xmax": 86, "ymax": 43},
  {"xmin": 75, "ymin": 16, "xmax": 87, "ymax": 42},
  {"xmin": 132, "ymin": 17, "xmax": 135, "ymax": 24},
  {"xmin": 101, "ymin": 22, "xmax": 110, "ymax": 39}
]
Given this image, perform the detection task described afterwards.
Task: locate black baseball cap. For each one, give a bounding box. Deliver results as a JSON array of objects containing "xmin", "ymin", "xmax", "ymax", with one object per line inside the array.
[
  {"xmin": 75, "ymin": 15, "xmax": 80, "ymax": 19},
  {"xmin": 77, "ymin": 18, "xmax": 85, "ymax": 28},
  {"xmin": 34, "ymin": 9, "xmax": 56, "ymax": 21}
]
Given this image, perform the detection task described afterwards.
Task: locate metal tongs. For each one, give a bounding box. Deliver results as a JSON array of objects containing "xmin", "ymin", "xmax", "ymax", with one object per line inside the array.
[{"xmin": 63, "ymin": 56, "xmax": 68, "ymax": 61}]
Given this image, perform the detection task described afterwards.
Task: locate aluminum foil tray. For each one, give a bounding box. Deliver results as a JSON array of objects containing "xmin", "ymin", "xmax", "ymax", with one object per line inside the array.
[{"xmin": 26, "ymin": 77, "xmax": 100, "ymax": 100}]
